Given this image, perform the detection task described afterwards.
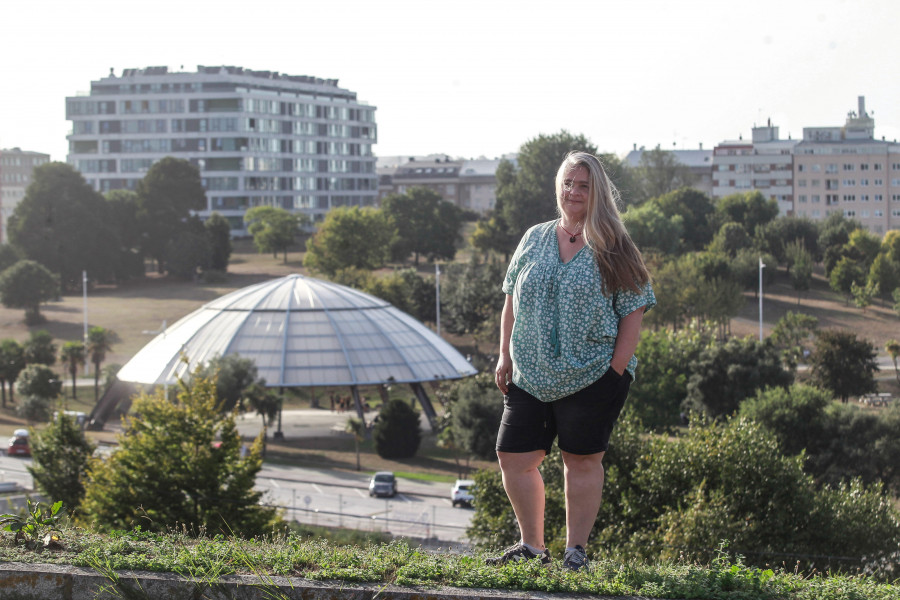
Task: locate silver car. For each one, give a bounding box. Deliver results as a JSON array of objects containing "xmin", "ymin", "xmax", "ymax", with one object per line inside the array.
[{"xmin": 368, "ymin": 471, "xmax": 397, "ymax": 497}]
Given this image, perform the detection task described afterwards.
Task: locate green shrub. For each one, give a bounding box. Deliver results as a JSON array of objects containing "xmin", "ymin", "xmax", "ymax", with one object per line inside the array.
[{"xmin": 373, "ymin": 399, "xmax": 421, "ymax": 459}]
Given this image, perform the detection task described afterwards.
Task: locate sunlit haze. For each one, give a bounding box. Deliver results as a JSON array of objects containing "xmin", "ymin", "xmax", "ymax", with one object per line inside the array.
[{"xmin": 2, "ymin": 0, "xmax": 898, "ymax": 161}]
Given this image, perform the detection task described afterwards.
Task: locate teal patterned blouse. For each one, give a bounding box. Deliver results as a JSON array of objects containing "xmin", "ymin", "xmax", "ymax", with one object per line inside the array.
[{"xmin": 502, "ymin": 220, "xmax": 656, "ymax": 402}]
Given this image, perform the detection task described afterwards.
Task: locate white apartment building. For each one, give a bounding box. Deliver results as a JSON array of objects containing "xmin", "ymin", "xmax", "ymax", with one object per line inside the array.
[
  {"xmin": 0, "ymin": 148, "xmax": 51, "ymax": 243},
  {"xmin": 712, "ymin": 122, "xmax": 798, "ymax": 216},
  {"xmin": 66, "ymin": 66, "xmax": 378, "ymax": 232},
  {"xmin": 792, "ymin": 97, "xmax": 900, "ymax": 234}
]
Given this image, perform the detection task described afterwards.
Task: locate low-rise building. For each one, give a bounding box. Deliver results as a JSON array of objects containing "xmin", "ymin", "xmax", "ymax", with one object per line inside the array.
[{"xmin": 0, "ymin": 148, "xmax": 51, "ymax": 243}]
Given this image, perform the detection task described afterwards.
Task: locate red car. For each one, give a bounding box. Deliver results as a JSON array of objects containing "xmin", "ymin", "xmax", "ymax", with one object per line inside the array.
[{"xmin": 7, "ymin": 430, "xmax": 30, "ymax": 457}]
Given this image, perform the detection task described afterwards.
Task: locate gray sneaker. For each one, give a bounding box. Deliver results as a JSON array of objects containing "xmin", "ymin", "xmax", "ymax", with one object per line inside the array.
[
  {"xmin": 485, "ymin": 543, "xmax": 551, "ymax": 566},
  {"xmin": 562, "ymin": 545, "xmax": 589, "ymax": 571}
]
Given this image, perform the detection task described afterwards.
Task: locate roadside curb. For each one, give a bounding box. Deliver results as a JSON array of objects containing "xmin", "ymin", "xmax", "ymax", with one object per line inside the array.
[{"xmin": 0, "ymin": 562, "xmax": 658, "ymax": 600}]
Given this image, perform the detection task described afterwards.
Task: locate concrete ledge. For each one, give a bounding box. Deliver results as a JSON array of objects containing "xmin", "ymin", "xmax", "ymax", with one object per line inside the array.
[{"xmin": 0, "ymin": 562, "xmax": 648, "ymax": 600}]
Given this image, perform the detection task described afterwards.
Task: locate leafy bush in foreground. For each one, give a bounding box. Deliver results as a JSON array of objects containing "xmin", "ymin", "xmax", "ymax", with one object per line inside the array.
[{"xmin": 469, "ymin": 414, "xmax": 900, "ymax": 578}]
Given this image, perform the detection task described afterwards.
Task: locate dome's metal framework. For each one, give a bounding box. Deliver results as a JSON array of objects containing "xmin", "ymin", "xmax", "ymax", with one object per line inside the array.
[{"xmin": 91, "ymin": 274, "xmax": 477, "ymax": 432}]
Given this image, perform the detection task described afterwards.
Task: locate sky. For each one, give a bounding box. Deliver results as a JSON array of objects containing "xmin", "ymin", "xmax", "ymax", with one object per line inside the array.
[{"xmin": 2, "ymin": 0, "xmax": 899, "ymax": 162}]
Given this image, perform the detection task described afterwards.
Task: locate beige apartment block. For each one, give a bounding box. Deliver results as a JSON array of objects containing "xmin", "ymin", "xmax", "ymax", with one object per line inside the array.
[
  {"xmin": 712, "ymin": 123, "xmax": 798, "ymax": 216},
  {"xmin": 792, "ymin": 97, "xmax": 900, "ymax": 235}
]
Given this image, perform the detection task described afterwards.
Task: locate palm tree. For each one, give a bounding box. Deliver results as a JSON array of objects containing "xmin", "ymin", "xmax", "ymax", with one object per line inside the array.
[
  {"xmin": 886, "ymin": 339, "xmax": 900, "ymax": 384},
  {"xmin": 59, "ymin": 341, "xmax": 86, "ymax": 400},
  {"xmin": 345, "ymin": 417, "xmax": 365, "ymax": 471},
  {"xmin": 86, "ymin": 326, "xmax": 114, "ymax": 402}
]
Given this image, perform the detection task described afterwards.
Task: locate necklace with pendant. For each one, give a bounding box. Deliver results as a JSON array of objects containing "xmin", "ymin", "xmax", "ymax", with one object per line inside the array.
[{"xmin": 559, "ymin": 222, "xmax": 582, "ymax": 243}]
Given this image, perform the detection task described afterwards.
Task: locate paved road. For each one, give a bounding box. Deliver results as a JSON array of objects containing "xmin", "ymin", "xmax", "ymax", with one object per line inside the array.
[{"xmin": 0, "ymin": 431, "xmax": 476, "ymax": 544}]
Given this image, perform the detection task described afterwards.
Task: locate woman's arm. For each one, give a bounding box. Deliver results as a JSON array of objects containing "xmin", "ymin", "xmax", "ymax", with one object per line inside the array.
[
  {"xmin": 495, "ymin": 294, "xmax": 514, "ymax": 394},
  {"xmin": 610, "ymin": 307, "xmax": 645, "ymax": 375}
]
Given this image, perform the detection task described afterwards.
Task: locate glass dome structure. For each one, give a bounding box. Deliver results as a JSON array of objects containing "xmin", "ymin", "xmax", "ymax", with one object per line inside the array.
[{"xmin": 116, "ymin": 274, "xmax": 477, "ymax": 388}]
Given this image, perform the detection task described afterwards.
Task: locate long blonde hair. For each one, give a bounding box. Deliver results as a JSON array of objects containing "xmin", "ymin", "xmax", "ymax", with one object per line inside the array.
[{"xmin": 555, "ymin": 151, "xmax": 650, "ymax": 294}]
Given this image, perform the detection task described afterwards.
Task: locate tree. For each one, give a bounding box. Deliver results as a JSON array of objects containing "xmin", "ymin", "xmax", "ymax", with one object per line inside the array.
[
  {"xmin": 17, "ymin": 363, "xmax": 62, "ymax": 400},
  {"xmin": 886, "ymin": 339, "xmax": 900, "ymax": 384},
  {"xmin": 741, "ymin": 384, "xmax": 900, "ymax": 495},
  {"xmin": 629, "ymin": 326, "xmax": 713, "ymax": 430},
  {"xmin": 59, "ymin": 341, "xmax": 86, "ymax": 400},
  {"xmin": 739, "ymin": 384, "xmax": 832, "ymax": 458},
  {"xmin": 769, "ymin": 311, "xmax": 818, "ymax": 370},
  {"xmin": 17, "ymin": 396, "xmax": 53, "ymax": 424},
  {"xmin": 809, "ymin": 330, "xmax": 878, "ymax": 403},
  {"xmin": 352, "ymin": 268, "xmax": 436, "ymax": 323},
  {"xmin": 373, "ymin": 399, "xmax": 421, "ymax": 459},
  {"xmin": 622, "ymin": 202, "xmax": 684, "ymax": 255},
  {"xmin": 136, "ymin": 157, "xmax": 207, "ymax": 273},
  {"xmin": 867, "ymin": 253, "xmax": 900, "ymax": 302},
  {"xmin": 165, "ymin": 227, "xmax": 210, "ymax": 280},
  {"xmin": 7, "ymin": 162, "xmax": 118, "ymax": 290},
  {"xmin": 684, "ymin": 337, "xmax": 792, "ymax": 418},
  {"xmin": 204, "ymin": 212, "xmax": 233, "ymax": 271},
  {"xmin": 654, "ymin": 188, "xmax": 716, "ymax": 251},
  {"xmin": 244, "ymin": 206, "xmax": 305, "ymax": 263},
  {"xmin": 707, "ymin": 221, "xmax": 750, "ymax": 257},
  {"xmin": 0, "ymin": 244, "xmax": 22, "ymax": 272},
  {"xmin": 86, "ymin": 326, "xmax": 115, "ymax": 402},
  {"xmin": 818, "ymin": 213, "xmax": 862, "ymax": 275},
  {"xmin": 196, "ymin": 354, "xmax": 263, "ymax": 413},
  {"xmin": 785, "ymin": 240, "xmax": 813, "ymax": 303},
  {"xmin": 79, "ymin": 374, "xmax": 278, "ymax": 536},
  {"xmin": 304, "ymin": 207, "xmax": 396, "ymax": 276},
  {"xmin": 382, "ymin": 187, "xmax": 464, "ymax": 265},
  {"xmin": 441, "ymin": 256, "xmax": 506, "ymax": 355},
  {"xmin": 23, "ymin": 329, "xmax": 57, "ymax": 366},
  {"xmin": 631, "ymin": 147, "xmax": 696, "ymax": 204},
  {"xmin": 498, "ymin": 131, "xmax": 598, "ymax": 241},
  {"xmin": 449, "ymin": 374, "xmax": 505, "ymax": 460},
  {"xmin": 755, "ymin": 216, "xmax": 820, "ymax": 267},
  {"xmin": 345, "ymin": 417, "xmax": 365, "ymax": 471},
  {"xmin": 104, "ymin": 189, "xmax": 144, "ymax": 281},
  {"xmin": 712, "ymin": 191, "xmax": 779, "ymax": 234},
  {"xmin": 245, "ymin": 383, "xmax": 280, "ymax": 433},
  {"xmin": 850, "ymin": 279, "xmax": 878, "ymax": 312},
  {"xmin": 828, "ymin": 256, "xmax": 865, "ymax": 303},
  {"xmin": 28, "ymin": 412, "xmax": 95, "ymax": 512},
  {"xmin": 0, "ymin": 260, "xmax": 60, "ymax": 324},
  {"xmin": 844, "ymin": 228, "xmax": 882, "ymax": 271},
  {"xmin": 0, "ymin": 339, "xmax": 25, "ymax": 407}
]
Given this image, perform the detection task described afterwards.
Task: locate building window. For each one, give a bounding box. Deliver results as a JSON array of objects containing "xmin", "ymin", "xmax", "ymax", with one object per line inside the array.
[
  {"xmin": 860, "ymin": 195, "xmax": 869, "ymax": 202},
  {"xmin": 842, "ymin": 179, "xmax": 856, "ymax": 186},
  {"xmin": 826, "ymin": 164, "xmax": 838, "ymax": 173},
  {"xmin": 860, "ymin": 164, "xmax": 869, "ymax": 171},
  {"xmin": 874, "ymin": 163, "xmax": 882, "ymax": 170},
  {"xmin": 844, "ymin": 210, "xmax": 856, "ymax": 217},
  {"xmin": 798, "ymin": 179, "xmax": 807, "ymax": 187},
  {"xmin": 843, "ymin": 195, "xmax": 856, "ymax": 202},
  {"xmin": 860, "ymin": 179, "xmax": 869, "ymax": 186},
  {"xmin": 799, "ymin": 195, "xmax": 807, "ymax": 203},
  {"xmin": 874, "ymin": 210, "xmax": 883, "ymax": 217},
  {"xmin": 874, "ymin": 178, "xmax": 883, "ymax": 185},
  {"xmin": 811, "ymin": 195, "xmax": 820, "ymax": 203},
  {"xmin": 875, "ymin": 194, "xmax": 883, "ymax": 202},
  {"xmin": 843, "ymin": 164, "xmax": 855, "ymax": 171}
]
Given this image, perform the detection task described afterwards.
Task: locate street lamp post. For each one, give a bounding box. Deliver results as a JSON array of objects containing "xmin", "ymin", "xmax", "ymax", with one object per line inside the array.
[{"xmin": 759, "ymin": 257, "xmax": 766, "ymax": 341}]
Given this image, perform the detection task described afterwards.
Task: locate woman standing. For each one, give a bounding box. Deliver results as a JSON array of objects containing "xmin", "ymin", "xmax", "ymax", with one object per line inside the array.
[{"xmin": 488, "ymin": 151, "xmax": 655, "ymax": 570}]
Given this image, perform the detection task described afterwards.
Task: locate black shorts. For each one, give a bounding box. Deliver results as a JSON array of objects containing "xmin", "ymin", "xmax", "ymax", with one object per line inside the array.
[{"xmin": 496, "ymin": 368, "xmax": 631, "ymax": 456}]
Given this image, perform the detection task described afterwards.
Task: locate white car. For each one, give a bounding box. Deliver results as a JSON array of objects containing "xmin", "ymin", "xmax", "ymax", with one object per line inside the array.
[{"xmin": 451, "ymin": 479, "xmax": 475, "ymax": 507}]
